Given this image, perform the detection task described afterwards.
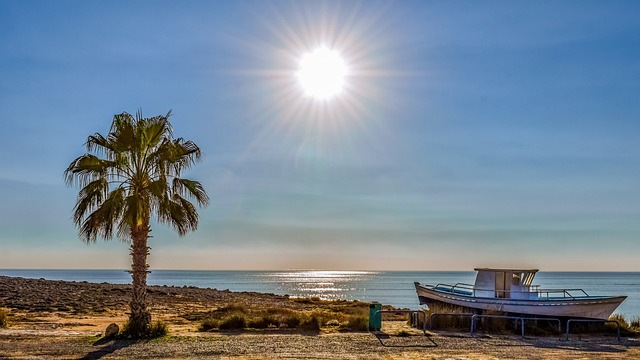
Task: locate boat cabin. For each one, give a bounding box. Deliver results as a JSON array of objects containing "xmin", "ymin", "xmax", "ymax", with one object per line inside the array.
[{"xmin": 473, "ymin": 268, "xmax": 539, "ymax": 300}]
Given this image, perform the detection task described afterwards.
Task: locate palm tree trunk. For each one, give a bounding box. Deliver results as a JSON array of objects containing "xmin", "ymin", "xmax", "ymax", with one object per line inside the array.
[{"xmin": 128, "ymin": 224, "xmax": 151, "ymax": 337}]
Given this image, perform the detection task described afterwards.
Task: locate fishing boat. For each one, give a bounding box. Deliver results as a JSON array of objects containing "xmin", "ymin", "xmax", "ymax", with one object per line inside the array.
[{"xmin": 414, "ymin": 268, "xmax": 626, "ymax": 320}]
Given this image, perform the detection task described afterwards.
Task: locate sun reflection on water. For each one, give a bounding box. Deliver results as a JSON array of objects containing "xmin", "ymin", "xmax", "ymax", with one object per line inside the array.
[{"xmin": 260, "ymin": 270, "xmax": 380, "ymax": 301}]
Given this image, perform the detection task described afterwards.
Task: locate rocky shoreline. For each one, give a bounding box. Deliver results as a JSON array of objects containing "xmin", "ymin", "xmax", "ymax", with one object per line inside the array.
[{"xmin": 0, "ymin": 275, "xmax": 293, "ymax": 316}]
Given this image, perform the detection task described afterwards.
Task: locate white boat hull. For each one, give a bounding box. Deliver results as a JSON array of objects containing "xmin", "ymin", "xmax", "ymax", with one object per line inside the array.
[{"xmin": 415, "ymin": 282, "xmax": 626, "ymax": 320}]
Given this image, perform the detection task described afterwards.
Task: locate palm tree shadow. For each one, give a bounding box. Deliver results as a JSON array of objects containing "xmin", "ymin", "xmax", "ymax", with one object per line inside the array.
[{"xmin": 79, "ymin": 338, "xmax": 140, "ymax": 360}]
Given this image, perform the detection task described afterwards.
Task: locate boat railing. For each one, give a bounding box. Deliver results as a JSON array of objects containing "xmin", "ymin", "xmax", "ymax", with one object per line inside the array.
[
  {"xmin": 535, "ymin": 288, "xmax": 590, "ymax": 299},
  {"xmin": 432, "ymin": 282, "xmax": 475, "ymax": 296},
  {"xmin": 494, "ymin": 288, "xmax": 590, "ymax": 299},
  {"xmin": 428, "ymin": 283, "xmax": 591, "ymax": 299}
]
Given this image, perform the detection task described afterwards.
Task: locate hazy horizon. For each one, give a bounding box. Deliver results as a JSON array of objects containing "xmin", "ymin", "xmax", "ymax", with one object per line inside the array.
[
  {"xmin": 2, "ymin": 268, "xmax": 639, "ymax": 273},
  {"xmin": 1, "ymin": 1, "xmax": 640, "ymax": 271}
]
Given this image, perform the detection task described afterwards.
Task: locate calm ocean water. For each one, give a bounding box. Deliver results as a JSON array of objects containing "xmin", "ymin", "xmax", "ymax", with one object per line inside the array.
[{"xmin": 1, "ymin": 269, "xmax": 638, "ymax": 317}]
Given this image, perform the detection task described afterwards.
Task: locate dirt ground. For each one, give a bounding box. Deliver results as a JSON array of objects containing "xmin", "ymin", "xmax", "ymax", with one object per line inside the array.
[{"xmin": 2, "ymin": 318, "xmax": 639, "ymax": 360}]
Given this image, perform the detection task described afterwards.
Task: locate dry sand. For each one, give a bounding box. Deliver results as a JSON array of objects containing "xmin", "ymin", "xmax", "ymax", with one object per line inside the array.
[{"xmin": 1, "ymin": 275, "xmax": 639, "ymax": 359}]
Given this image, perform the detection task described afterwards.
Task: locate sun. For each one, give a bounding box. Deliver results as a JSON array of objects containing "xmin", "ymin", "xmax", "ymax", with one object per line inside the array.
[{"xmin": 296, "ymin": 47, "xmax": 347, "ymax": 100}]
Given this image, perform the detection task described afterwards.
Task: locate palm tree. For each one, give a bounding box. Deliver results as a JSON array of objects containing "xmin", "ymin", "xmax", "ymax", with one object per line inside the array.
[{"xmin": 65, "ymin": 111, "xmax": 209, "ymax": 337}]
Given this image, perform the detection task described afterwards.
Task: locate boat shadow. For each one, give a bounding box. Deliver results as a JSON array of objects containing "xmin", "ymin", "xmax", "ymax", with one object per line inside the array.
[
  {"xmin": 474, "ymin": 335, "xmax": 630, "ymax": 354},
  {"xmin": 372, "ymin": 331, "xmax": 438, "ymax": 348}
]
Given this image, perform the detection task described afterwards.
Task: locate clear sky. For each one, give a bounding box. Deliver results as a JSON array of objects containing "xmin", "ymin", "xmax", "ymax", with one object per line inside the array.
[{"xmin": 1, "ymin": 1, "xmax": 639, "ymax": 271}]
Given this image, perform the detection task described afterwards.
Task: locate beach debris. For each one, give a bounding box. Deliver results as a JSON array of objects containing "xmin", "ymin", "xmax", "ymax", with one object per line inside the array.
[{"xmin": 105, "ymin": 323, "xmax": 119, "ymax": 338}]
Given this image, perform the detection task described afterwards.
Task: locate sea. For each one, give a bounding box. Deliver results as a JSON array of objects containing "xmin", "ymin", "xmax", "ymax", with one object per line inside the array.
[{"xmin": 1, "ymin": 270, "xmax": 639, "ymax": 318}]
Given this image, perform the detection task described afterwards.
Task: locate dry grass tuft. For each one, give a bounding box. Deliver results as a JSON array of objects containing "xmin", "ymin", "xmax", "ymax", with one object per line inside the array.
[
  {"xmin": 0, "ymin": 309, "xmax": 8, "ymax": 328},
  {"xmin": 197, "ymin": 302, "xmax": 370, "ymax": 332}
]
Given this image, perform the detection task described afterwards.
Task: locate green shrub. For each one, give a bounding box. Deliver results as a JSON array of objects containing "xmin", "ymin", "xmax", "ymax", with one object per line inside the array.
[
  {"xmin": 217, "ymin": 304, "xmax": 248, "ymax": 314},
  {"xmin": 309, "ymin": 309, "xmax": 332, "ymax": 327},
  {"xmin": 248, "ymin": 315, "xmax": 278, "ymax": 329},
  {"xmin": 609, "ymin": 314, "xmax": 629, "ymax": 328},
  {"xmin": 0, "ymin": 309, "xmax": 8, "ymax": 328},
  {"xmin": 219, "ymin": 314, "xmax": 246, "ymax": 330},
  {"xmin": 423, "ymin": 303, "xmax": 472, "ymax": 330},
  {"xmin": 607, "ymin": 314, "xmax": 640, "ymax": 335},
  {"xmin": 561, "ymin": 314, "xmax": 638, "ymax": 336},
  {"xmin": 200, "ymin": 308, "xmax": 306, "ymax": 331},
  {"xmin": 148, "ymin": 320, "xmax": 168, "ymax": 338},
  {"xmin": 337, "ymin": 304, "xmax": 368, "ymax": 316},
  {"xmin": 282, "ymin": 315, "xmax": 301, "ymax": 328},
  {"xmin": 120, "ymin": 319, "xmax": 168, "ymax": 338},
  {"xmin": 300, "ymin": 315, "xmax": 320, "ymax": 331},
  {"xmin": 195, "ymin": 303, "xmax": 386, "ymax": 333},
  {"xmin": 199, "ymin": 318, "xmax": 219, "ymax": 332},
  {"xmin": 466, "ymin": 310, "xmax": 510, "ymax": 333},
  {"xmin": 345, "ymin": 315, "xmax": 368, "ymax": 331},
  {"xmin": 264, "ymin": 307, "xmax": 291, "ymax": 316}
]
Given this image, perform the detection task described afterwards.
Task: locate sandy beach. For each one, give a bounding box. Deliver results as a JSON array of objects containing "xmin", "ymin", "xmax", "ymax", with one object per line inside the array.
[{"xmin": 1, "ymin": 276, "xmax": 639, "ymax": 359}]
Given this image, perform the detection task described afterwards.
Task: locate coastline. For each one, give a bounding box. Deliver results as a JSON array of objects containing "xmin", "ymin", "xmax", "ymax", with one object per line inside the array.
[
  {"xmin": 1, "ymin": 275, "xmax": 639, "ymax": 359},
  {"xmin": 2, "ymin": 269, "xmax": 637, "ymax": 316}
]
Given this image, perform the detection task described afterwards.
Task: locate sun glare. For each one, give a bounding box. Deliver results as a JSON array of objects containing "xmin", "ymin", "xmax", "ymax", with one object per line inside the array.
[{"xmin": 297, "ymin": 47, "xmax": 347, "ymax": 100}]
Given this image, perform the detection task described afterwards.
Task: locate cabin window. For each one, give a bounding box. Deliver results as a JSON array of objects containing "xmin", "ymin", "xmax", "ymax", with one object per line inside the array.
[
  {"xmin": 512, "ymin": 273, "xmax": 521, "ymax": 286},
  {"xmin": 522, "ymin": 272, "xmax": 534, "ymax": 286}
]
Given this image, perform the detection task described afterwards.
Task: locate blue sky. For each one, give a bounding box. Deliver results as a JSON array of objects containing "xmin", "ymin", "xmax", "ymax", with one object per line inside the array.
[{"xmin": 1, "ymin": 1, "xmax": 639, "ymax": 270}]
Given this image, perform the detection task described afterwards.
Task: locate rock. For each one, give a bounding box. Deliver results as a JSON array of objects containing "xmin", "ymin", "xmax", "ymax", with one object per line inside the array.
[{"xmin": 105, "ymin": 323, "xmax": 120, "ymax": 338}]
